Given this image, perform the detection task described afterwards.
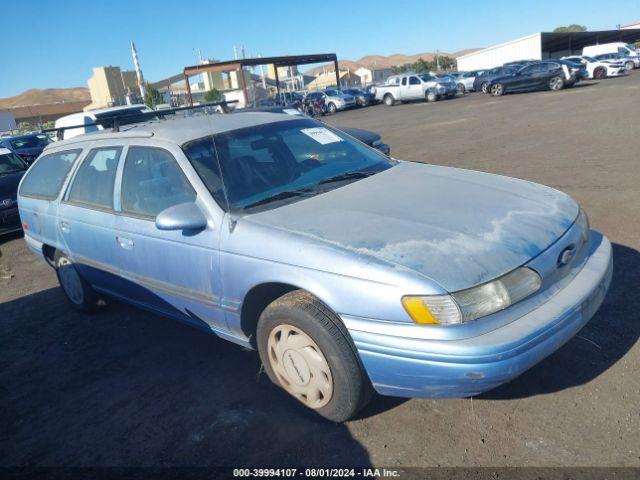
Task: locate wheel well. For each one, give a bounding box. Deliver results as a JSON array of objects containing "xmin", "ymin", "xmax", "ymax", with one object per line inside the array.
[
  {"xmin": 42, "ymin": 244, "xmax": 56, "ymax": 261},
  {"xmin": 240, "ymin": 282, "xmax": 299, "ymax": 346},
  {"xmin": 383, "ymin": 93, "xmax": 393, "ymax": 100}
]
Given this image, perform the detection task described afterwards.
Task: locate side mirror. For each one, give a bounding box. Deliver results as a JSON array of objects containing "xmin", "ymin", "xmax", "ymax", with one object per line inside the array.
[{"xmin": 155, "ymin": 202, "xmax": 207, "ymax": 231}]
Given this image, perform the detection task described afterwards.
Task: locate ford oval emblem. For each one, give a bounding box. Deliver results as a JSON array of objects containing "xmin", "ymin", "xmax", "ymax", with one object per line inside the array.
[{"xmin": 558, "ymin": 244, "xmax": 576, "ymax": 267}]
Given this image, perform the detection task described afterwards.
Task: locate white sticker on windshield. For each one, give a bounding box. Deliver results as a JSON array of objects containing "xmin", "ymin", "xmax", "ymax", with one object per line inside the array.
[
  {"xmin": 301, "ymin": 127, "xmax": 343, "ymax": 145},
  {"xmin": 283, "ymin": 108, "xmax": 303, "ymax": 116}
]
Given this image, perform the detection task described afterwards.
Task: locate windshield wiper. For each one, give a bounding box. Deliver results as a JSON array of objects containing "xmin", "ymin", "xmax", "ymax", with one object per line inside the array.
[
  {"xmin": 241, "ymin": 189, "xmax": 314, "ymax": 210},
  {"xmin": 318, "ymin": 170, "xmax": 373, "ymax": 185}
]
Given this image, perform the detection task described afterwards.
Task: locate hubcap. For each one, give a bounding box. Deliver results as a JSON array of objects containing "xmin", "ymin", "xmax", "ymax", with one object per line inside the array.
[
  {"xmin": 267, "ymin": 324, "xmax": 333, "ymax": 409},
  {"xmin": 482, "ymin": 83, "xmax": 488, "ymax": 93},
  {"xmin": 57, "ymin": 257, "xmax": 84, "ymax": 305},
  {"xmin": 551, "ymin": 78, "xmax": 561, "ymax": 90}
]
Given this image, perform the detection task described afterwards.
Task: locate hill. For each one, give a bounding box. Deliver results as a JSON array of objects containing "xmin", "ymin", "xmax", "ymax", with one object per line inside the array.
[
  {"xmin": 0, "ymin": 88, "xmax": 90, "ymax": 109},
  {"xmin": 305, "ymin": 49, "xmax": 481, "ymax": 75}
]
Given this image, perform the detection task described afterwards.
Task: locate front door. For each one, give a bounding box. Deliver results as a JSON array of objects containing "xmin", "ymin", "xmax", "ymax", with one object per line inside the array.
[{"xmin": 113, "ymin": 143, "xmax": 226, "ymax": 331}]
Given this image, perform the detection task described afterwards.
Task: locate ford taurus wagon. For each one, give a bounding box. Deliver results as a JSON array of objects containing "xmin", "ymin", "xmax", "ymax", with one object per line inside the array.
[{"xmin": 17, "ymin": 112, "xmax": 612, "ymax": 422}]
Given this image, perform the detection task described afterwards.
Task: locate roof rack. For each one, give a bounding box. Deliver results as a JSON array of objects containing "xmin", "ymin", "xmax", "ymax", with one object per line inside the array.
[{"xmin": 42, "ymin": 100, "xmax": 238, "ymax": 140}]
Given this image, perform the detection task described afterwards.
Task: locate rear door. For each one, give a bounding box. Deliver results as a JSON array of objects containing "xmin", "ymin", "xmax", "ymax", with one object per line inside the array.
[
  {"xmin": 57, "ymin": 141, "xmax": 124, "ymax": 293},
  {"xmin": 113, "ymin": 140, "xmax": 227, "ymax": 331}
]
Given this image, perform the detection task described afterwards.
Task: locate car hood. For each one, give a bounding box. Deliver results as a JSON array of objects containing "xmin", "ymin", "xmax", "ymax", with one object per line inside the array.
[
  {"xmin": 247, "ymin": 161, "xmax": 578, "ymax": 292},
  {"xmin": 337, "ymin": 126, "xmax": 379, "ymax": 145},
  {"xmin": 0, "ymin": 171, "xmax": 25, "ymax": 201}
]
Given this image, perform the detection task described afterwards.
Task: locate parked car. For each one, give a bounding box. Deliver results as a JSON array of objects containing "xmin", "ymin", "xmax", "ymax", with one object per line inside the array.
[
  {"xmin": 583, "ymin": 42, "xmax": 639, "ymax": 68},
  {"xmin": 18, "ymin": 112, "xmax": 611, "ymax": 422},
  {"xmin": 488, "ymin": 61, "xmax": 583, "ymax": 96},
  {"xmin": 561, "ymin": 55, "xmax": 627, "ymax": 79},
  {"xmin": 449, "ymin": 71, "xmax": 484, "ymax": 93},
  {"xmin": 593, "ymin": 52, "xmax": 639, "ymax": 71},
  {"xmin": 321, "ymin": 89, "xmax": 357, "ymax": 113},
  {"xmin": 374, "ymin": 73, "xmax": 457, "ymax": 106},
  {"xmin": 54, "ymin": 104, "xmax": 149, "ymax": 140},
  {"xmin": 0, "ymin": 147, "xmax": 28, "ymax": 235},
  {"xmin": 0, "ymin": 133, "xmax": 52, "ymax": 164},
  {"xmin": 473, "ymin": 65, "xmax": 523, "ymax": 93},
  {"xmin": 503, "ymin": 60, "xmax": 539, "ymax": 66},
  {"xmin": 341, "ymin": 88, "xmax": 375, "ymax": 107}
]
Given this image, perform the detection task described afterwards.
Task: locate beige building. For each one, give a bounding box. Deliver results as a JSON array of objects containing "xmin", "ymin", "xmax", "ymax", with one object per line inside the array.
[
  {"xmin": 306, "ymin": 69, "xmax": 361, "ymax": 90},
  {"xmin": 86, "ymin": 66, "xmax": 140, "ymax": 110},
  {"xmin": 266, "ymin": 64, "xmax": 298, "ymax": 80}
]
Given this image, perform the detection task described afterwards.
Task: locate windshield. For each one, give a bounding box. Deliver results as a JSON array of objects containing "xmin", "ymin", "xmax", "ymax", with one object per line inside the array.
[
  {"xmin": 0, "ymin": 152, "xmax": 27, "ymax": 174},
  {"xmin": 418, "ymin": 73, "xmax": 435, "ymax": 82},
  {"xmin": 10, "ymin": 135, "xmax": 51, "ymax": 150},
  {"xmin": 182, "ymin": 118, "xmax": 393, "ymax": 212}
]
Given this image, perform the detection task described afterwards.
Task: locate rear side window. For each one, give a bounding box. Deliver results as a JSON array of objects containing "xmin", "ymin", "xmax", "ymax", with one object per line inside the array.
[
  {"xmin": 67, "ymin": 147, "xmax": 122, "ymax": 209},
  {"xmin": 19, "ymin": 149, "xmax": 81, "ymax": 199},
  {"xmin": 121, "ymin": 147, "xmax": 195, "ymax": 218}
]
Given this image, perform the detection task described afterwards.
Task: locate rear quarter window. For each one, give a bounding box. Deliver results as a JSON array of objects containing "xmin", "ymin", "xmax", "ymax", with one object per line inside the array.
[{"xmin": 19, "ymin": 149, "xmax": 82, "ymax": 200}]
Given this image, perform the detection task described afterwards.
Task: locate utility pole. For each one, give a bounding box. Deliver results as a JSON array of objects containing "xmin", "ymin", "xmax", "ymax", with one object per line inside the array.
[{"xmin": 131, "ymin": 41, "xmax": 145, "ymax": 99}]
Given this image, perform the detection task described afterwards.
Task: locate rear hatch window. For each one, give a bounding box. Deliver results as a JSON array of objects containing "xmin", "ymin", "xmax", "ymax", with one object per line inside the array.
[{"xmin": 19, "ymin": 149, "xmax": 82, "ymax": 200}]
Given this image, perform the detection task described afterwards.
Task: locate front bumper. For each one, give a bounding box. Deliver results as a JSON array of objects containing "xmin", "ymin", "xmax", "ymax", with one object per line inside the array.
[{"xmin": 343, "ymin": 231, "xmax": 612, "ymax": 398}]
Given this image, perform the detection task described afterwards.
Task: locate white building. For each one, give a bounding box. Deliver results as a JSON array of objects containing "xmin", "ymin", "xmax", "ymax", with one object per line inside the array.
[
  {"xmin": 457, "ymin": 29, "xmax": 640, "ymax": 71},
  {"xmin": 355, "ymin": 67, "xmax": 393, "ymax": 86},
  {"xmin": 0, "ymin": 110, "xmax": 17, "ymax": 134}
]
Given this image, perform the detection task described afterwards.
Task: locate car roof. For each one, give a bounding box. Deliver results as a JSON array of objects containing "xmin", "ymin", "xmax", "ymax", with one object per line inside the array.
[{"xmin": 48, "ymin": 111, "xmax": 300, "ymax": 148}]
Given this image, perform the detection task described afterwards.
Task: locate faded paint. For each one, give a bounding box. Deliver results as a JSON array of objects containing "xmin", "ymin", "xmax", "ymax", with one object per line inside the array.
[{"xmin": 248, "ymin": 161, "xmax": 578, "ymax": 292}]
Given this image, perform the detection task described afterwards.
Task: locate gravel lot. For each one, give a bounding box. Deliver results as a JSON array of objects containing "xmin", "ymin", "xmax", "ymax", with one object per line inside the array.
[{"xmin": 1, "ymin": 73, "xmax": 639, "ymax": 468}]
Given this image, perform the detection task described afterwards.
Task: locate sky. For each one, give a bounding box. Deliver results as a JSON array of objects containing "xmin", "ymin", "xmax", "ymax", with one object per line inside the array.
[{"xmin": 1, "ymin": 0, "xmax": 638, "ymax": 98}]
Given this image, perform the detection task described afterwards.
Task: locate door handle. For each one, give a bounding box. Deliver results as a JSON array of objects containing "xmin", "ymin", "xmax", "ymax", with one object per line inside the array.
[
  {"xmin": 116, "ymin": 236, "xmax": 134, "ymax": 250},
  {"xmin": 59, "ymin": 221, "xmax": 70, "ymax": 233}
]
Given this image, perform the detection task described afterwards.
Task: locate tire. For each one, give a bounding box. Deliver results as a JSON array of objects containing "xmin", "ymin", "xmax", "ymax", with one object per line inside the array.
[
  {"xmin": 490, "ymin": 83, "xmax": 504, "ymax": 96},
  {"xmin": 625, "ymin": 61, "xmax": 634, "ymax": 71},
  {"xmin": 327, "ymin": 102, "xmax": 337, "ymax": 114},
  {"xmin": 426, "ymin": 90, "xmax": 437, "ymax": 102},
  {"xmin": 54, "ymin": 251, "xmax": 100, "ymax": 312},
  {"xmin": 481, "ymin": 82, "xmax": 489, "ymax": 93},
  {"xmin": 383, "ymin": 94, "xmax": 395, "ymax": 107},
  {"xmin": 456, "ymin": 83, "xmax": 465, "ymax": 94},
  {"xmin": 549, "ymin": 75, "xmax": 564, "ymax": 91},
  {"xmin": 593, "ymin": 67, "xmax": 606, "ymax": 79},
  {"xmin": 257, "ymin": 290, "xmax": 373, "ymax": 422}
]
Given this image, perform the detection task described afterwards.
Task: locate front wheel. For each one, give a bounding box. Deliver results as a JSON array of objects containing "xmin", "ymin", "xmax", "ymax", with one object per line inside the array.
[
  {"xmin": 549, "ymin": 76, "xmax": 564, "ymax": 91},
  {"xmin": 327, "ymin": 102, "xmax": 337, "ymax": 114},
  {"xmin": 481, "ymin": 82, "xmax": 489, "ymax": 93},
  {"xmin": 593, "ymin": 67, "xmax": 606, "ymax": 79},
  {"xmin": 456, "ymin": 83, "xmax": 465, "ymax": 94},
  {"xmin": 426, "ymin": 90, "xmax": 437, "ymax": 102},
  {"xmin": 54, "ymin": 251, "xmax": 100, "ymax": 312},
  {"xmin": 625, "ymin": 61, "xmax": 634, "ymax": 71},
  {"xmin": 490, "ymin": 83, "xmax": 504, "ymax": 96},
  {"xmin": 257, "ymin": 291, "xmax": 373, "ymax": 422}
]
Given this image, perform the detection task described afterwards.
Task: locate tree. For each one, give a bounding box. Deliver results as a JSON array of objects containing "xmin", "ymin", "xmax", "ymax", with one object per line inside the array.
[
  {"xmin": 143, "ymin": 83, "xmax": 163, "ymax": 110},
  {"xmin": 413, "ymin": 57, "xmax": 430, "ymax": 73},
  {"xmin": 204, "ymin": 88, "xmax": 222, "ymax": 102},
  {"xmin": 553, "ymin": 24, "xmax": 587, "ymax": 32}
]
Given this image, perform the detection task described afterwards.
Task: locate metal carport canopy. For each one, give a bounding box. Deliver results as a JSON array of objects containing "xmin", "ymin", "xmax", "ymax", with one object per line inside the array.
[
  {"xmin": 183, "ymin": 53, "xmax": 340, "ymax": 106},
  {"xmin": 541, "ymin": 29, "xmax": 640, "ymax": 57}
]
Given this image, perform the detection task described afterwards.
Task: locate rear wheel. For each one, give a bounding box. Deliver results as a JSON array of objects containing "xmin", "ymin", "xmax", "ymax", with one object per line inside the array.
[
  {"xmin": 593, "ymin": 67, "xmax": 606, "ymax": 79},
  {"xmin": 549, "ymin": 76, "xmax": 564, "ymax": 91},
  {"xmin": 490, "ymin": 83, "xmax": 504, "ymax": 96},
  {"xmin": 257, "ymin": 290, "xmax": 373, "ymax": 422},
  {"xmin": 54, "ymin": 251, "xmax": 100, "ymax": 312},
  {"xmin": 383, "ymin": 94, "xmax": 395, "ymax": 106},
  {"xmin": 456, "ymin": 83, "xmax": 465, "ymax": 94}
]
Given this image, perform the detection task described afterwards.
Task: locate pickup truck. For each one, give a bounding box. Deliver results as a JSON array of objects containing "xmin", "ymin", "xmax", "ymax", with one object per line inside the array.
[{"xmin": 373, "ymin": 73, "xmax": 458, "ymax": 106}]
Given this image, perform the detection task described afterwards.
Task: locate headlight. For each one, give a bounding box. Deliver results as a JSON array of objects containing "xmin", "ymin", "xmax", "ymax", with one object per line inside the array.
[
  {"xmin": 402, "ymin": 267, "xmax": 542, "ymax": 326},
  {"xmin": 575, "ymin": 208, "xmax": 589, "ymax": 243}
]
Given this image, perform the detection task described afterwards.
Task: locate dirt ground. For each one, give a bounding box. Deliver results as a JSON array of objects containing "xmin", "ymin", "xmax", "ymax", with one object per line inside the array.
[{"xmin": 1, "ymin": 72, "xmax": 639, "ymax": 468}]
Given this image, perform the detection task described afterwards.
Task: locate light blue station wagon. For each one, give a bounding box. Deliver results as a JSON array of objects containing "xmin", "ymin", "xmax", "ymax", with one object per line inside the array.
[{"xmin": 17, "ymin": 111, "xmax": 612, "ymax": 421}]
